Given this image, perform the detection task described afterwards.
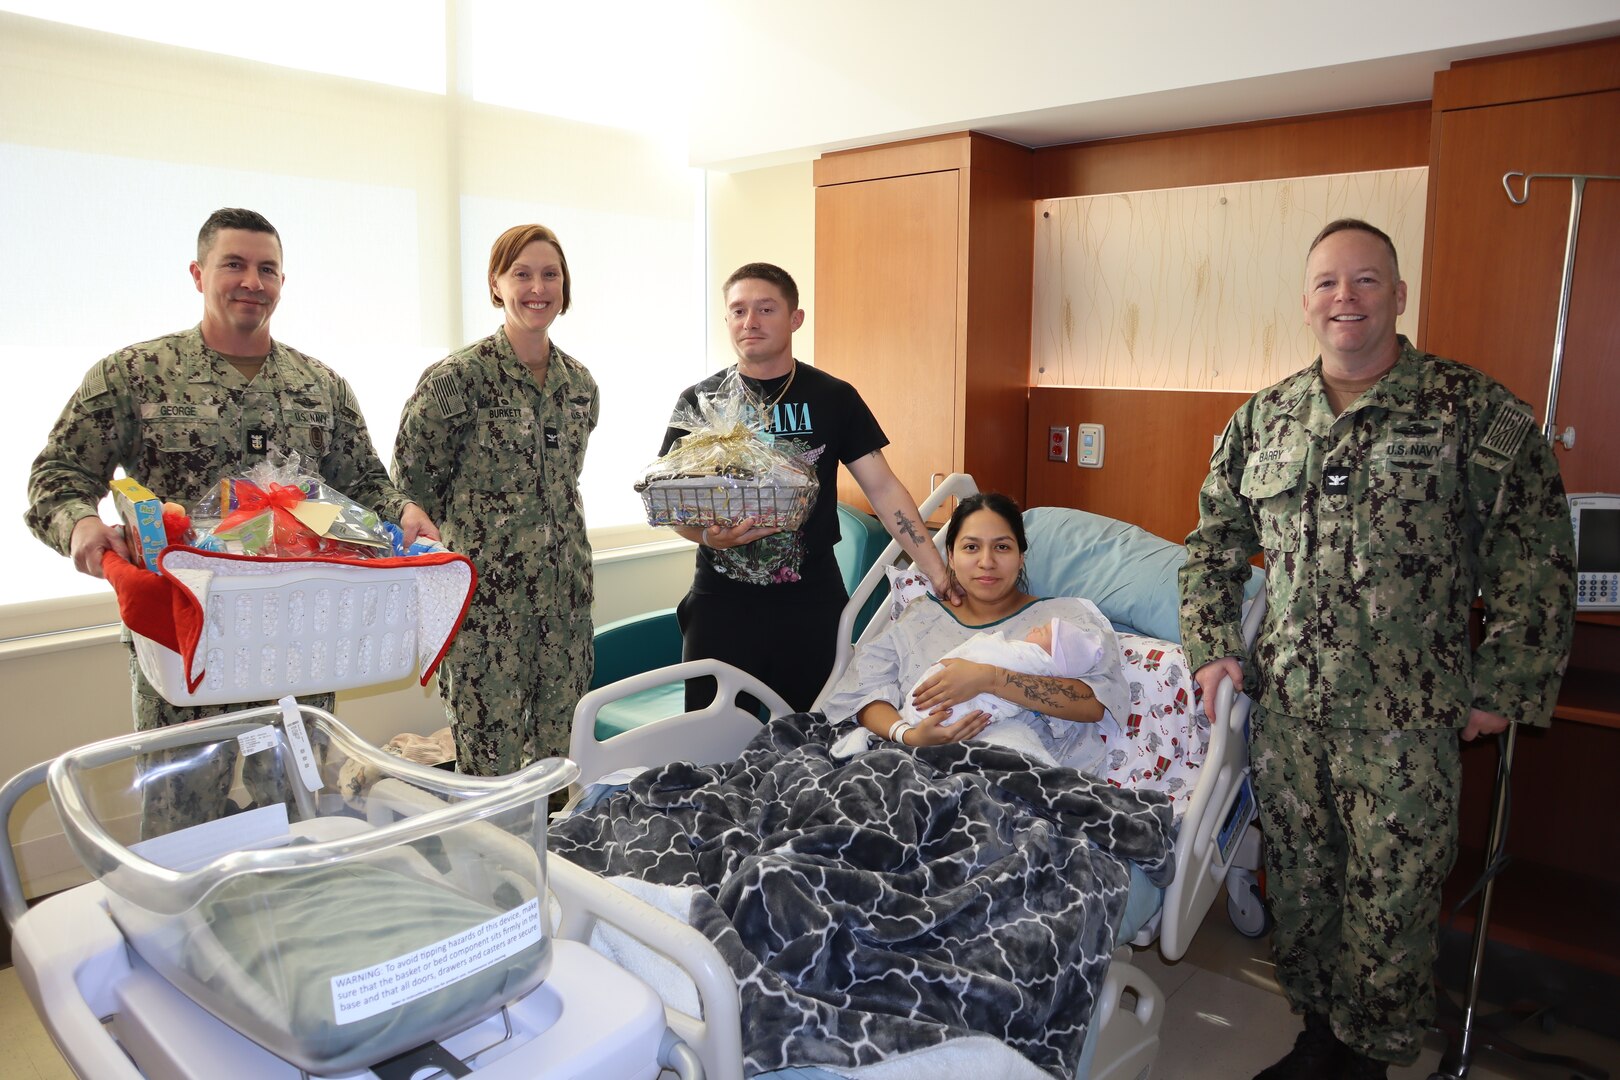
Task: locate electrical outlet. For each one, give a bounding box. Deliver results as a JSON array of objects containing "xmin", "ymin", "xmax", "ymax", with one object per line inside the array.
[{"xmin": 1047, "ymin": 425, "xmax": 1070, "ymax": 462}]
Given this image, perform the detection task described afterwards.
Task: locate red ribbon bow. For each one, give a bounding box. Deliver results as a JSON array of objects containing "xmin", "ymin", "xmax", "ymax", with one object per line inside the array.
[
  {"xmin": 236, "ymin": 481, "xmax": 307, "ymax": 514},
  {"xmin": 216, "ymin": 481, "xmax": 316, "ymax": 552}
]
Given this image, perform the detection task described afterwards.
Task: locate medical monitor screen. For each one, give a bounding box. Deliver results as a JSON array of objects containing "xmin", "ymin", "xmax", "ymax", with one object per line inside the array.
[{"xmin": 1579, "ymin": 508, "xmax": 1620, "ymax": 573}]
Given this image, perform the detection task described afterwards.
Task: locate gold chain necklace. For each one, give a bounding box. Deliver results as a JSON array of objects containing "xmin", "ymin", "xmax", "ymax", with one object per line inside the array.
[{"xmin": 744, "ymin": 360, "xmax": 796, "ymax": 429}]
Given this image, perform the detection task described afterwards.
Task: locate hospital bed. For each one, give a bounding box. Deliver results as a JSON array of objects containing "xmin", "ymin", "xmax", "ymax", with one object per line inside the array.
[{"xmin": 562, "ymin": 473, "xmax": 1268, "ymax": 1080}]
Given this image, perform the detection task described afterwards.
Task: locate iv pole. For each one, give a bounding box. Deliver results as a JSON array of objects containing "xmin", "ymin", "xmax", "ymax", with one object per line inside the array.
[{"xmin": 1429, "ymin": 170, "xmax": 1620, "ymax": 1080}]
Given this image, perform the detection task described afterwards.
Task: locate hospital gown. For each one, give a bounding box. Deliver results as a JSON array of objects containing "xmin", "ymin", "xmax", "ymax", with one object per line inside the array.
[{"xmin": 822, "ymin": 595, "xmax": 1128, "ymax": 769}]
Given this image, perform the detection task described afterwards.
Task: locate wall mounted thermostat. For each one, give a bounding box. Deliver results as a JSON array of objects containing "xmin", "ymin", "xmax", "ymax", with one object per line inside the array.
[
  {"xmin": 1047, "ymin": 425, "xmax": 1069, "ymax": 462},
  {"xmin": 1076, "ymin": 423, "xmax": 1104, "ymax": 468}
]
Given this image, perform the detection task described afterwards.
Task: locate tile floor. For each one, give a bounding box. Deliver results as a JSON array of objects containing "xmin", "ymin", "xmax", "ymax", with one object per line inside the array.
[
  {"xmin": 1147, "ymin": 914, "xmax": 1620, "ymax": 1079},
  {"xmin": 1, "ymin": 904, "xmax": 1615, "ymax": 1079}
]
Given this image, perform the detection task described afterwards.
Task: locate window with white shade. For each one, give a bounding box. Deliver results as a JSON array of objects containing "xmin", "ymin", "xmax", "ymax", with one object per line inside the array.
[{"xmin": 0, "ymin": 4, "xmax": 710, "ymax": 608}]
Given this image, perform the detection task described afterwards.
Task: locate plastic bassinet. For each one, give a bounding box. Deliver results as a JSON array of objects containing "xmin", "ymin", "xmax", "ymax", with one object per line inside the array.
[{"xmin": 46, "ymin": 700, "xmax": 575, "ymax": 1076}]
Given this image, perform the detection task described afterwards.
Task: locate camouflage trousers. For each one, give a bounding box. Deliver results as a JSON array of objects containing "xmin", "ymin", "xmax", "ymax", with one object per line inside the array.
[
  {"xmin": 1249, "ymin": 703, "xmax": 1460, "ymax": 1066},
  {"xmin": 437, "ymin": 607, "xmax": 593, "ymax": 776},
  {"xmin": 127, "ymin": 643, "xmax": 334, "ymax": 838}
]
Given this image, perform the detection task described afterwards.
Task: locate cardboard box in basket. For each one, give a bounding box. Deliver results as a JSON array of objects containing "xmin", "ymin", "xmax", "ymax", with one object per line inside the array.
[{"xmin": 104, "ymin": 545, "xmax": 477, "ymax": 706}]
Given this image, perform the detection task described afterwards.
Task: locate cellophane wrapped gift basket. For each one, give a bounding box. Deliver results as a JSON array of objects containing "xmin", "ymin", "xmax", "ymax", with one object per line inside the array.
[
  {"xmin": 105, "ymin": 450, "xmax": 476, "ymax": 706},
  {"xmin": 636, "ymin": 371, "xmax": 818, "ymax": 530}
]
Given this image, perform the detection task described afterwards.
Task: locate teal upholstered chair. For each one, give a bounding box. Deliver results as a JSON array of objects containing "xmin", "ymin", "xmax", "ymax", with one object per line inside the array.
[{"xmin": 588, "ymin": 503, "xmax": 889, "ymax": 739}]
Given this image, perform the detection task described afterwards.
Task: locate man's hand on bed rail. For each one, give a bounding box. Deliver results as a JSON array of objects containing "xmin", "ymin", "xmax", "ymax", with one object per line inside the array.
[
  {"xmin": 1462, "ymin": 707, "xmax": 1510, "ymax": 741},
  {"xmin": 1193, "ymin": 657, "xmax": 1245, "ymax": 711}
]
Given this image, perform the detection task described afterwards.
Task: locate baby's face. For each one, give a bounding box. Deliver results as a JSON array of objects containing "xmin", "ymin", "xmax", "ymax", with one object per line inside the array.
[{"xmin": 1024, "ymin": 623, "xmax": 1054, "ymax": 655}]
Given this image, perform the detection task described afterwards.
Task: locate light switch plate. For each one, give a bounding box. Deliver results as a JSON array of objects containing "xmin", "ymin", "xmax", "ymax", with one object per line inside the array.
[
  {"xmin": 1077, "ymin": 423, "xmax": 1103, "ymax": 468},
  {"xmin": 1047, "ymin": 425, "xmax": 1070, "ymax": 462}
]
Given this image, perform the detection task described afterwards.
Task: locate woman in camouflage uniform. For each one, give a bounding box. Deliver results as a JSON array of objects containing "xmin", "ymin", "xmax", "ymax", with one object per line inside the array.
[{"xmin": 393, "ymin": 225, "xmax": 598, "ymax": 775}]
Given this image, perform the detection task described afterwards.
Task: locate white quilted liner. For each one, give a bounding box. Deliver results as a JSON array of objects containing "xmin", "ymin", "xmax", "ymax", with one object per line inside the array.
[{"xmin": 132, "ymin": 549, "xmax": 474, "ymax": 706}]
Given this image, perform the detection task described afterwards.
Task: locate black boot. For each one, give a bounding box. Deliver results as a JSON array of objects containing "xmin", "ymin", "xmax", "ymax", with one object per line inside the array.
[
  {"xmin": 1253, "ymin": 1013, "xmax": 1345, "ymax": 1080},
  {"xmin": 1336, "ymin": 1049, "xmax": 1389, "ymax": 1079}
]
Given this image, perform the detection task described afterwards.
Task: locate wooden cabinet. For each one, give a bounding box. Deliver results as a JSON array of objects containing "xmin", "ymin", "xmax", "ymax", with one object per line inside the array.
[
  {"xmin": 1421, "ymin": 37, "xmax": 1620, "ymax": 978},
  {"xmin": 814, "ymin": 132, "xmax": 1033, "ymax": 513}
]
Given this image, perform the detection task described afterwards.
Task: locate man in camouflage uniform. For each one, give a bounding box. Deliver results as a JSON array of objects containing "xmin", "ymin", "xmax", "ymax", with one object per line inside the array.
[
  {"xmin": 393, "ymin": 224, "xmax": 598, "ymax": 775},
  {"xmin": 1179, "ymin": 219, "xmax": 1574, "ymax": 1079},
  {"xmin": 25, "ymin": 207, "xmax": 436, "ymax": 834}
]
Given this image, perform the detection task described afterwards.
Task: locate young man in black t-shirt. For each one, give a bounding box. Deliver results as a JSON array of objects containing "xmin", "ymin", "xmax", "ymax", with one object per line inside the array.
[{"xmin": 658, "ymin": 262, "xmax": 956, "ymax": 711}]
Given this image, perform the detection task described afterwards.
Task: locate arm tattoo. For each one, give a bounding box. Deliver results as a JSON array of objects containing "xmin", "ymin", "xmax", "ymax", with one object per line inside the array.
[
  {"xmin": 891, "ymin": 510, "xmax": 925, "ymax": 546},
  {"xmin": 1002, "ymin": 672, "xmax": 1094, "ymax": 710}
]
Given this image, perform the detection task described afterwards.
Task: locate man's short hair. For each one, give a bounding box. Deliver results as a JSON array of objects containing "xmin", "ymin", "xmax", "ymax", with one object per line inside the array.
[
  {"xmin": 1307, "ymin": 218, "xmax": 1400, "ymax": 281},
  {"xmin": 723, "ymin": 262, "xmax": 799, "ymax": 311},
  {"xmin": 197, "ymin": 208, "xmax": 280, "ymax": 262},
  {"xmin": 487, "ymin": 224, "xmax": 572, "ymax": 313}
]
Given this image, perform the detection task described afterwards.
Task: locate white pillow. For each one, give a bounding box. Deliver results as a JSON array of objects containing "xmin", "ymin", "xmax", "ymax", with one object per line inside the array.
[
  {"xmin": 1096, "ymin": 633, "xmax": 1211, "ymax": 813},
  {"xmin": 885, "ymin": 565, "xmax": 934, "ymax": 621}
]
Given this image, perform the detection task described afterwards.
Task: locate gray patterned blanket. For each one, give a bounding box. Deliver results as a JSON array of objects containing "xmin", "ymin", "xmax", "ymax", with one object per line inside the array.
[{"xmin": 549, "ymin": 713, "xmax": 1175, "ymax": 1079}]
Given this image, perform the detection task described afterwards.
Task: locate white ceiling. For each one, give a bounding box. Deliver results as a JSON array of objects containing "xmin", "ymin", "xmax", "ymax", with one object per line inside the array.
[{"xmin": 688, "ymin": 0, "xmax": 1620, "ymax": 170}]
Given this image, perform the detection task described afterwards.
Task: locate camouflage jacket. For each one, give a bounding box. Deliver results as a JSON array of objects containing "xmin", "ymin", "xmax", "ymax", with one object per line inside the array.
[
  {"xmin": 25, "ymin": 326, "xmax": 410, "ymax": 555},
  {"xmin": 392, "ymin": 329, "xmax": 598, "ymax": 618},
  {"xmin": 1179, "ymin": 338, "xmax": 1575, "ymax": 729}
]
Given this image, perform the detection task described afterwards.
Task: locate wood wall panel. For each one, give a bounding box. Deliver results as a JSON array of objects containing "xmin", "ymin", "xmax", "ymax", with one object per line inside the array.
[
  {"xmin": 1025, "ymin": 387, "xmax": 1250, "ymax": 544},
  {"xmin": 1421, "ymin": 88, "xmax": 1620, "ymax": 498},
  {"xmin": 961, "ymin": 136, "xmax": 1034, "ymax": 506},
  {"xmin": 1432, "ymin": 36, "xmax": 1620, "ymax": 112},
  {"xmin": 814, "ymin": 133, "xmax": 1033, "ymax": 515},
  {"xmin": 1025, "ymin": 104, "xmax": 1429, "ymax": 525},
  {"xmin": 815, "ymin": 170, "xmax": 961, "ymax": 511},
  {"xmin": 813, "ymin": 133, "xmax": 969, "ymax": 187},
  {"xmin": 1420, "ymin": 35, "xmax": 1620, "ymax": 976},
  {"xmin": 1032, "ymin": 102, "xmax": 1430, "ymax": 200}
]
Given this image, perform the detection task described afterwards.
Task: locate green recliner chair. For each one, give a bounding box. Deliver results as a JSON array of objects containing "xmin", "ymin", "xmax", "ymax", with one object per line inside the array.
[{"xmin": 588, "ymin": 504, "xmax": 890, "ymax": 739}]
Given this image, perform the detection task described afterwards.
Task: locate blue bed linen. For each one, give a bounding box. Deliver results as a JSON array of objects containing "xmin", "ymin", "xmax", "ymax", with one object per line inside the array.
[{"xmin": 1021, "ymin": 506, "xmax": 1264, "ymax": 642}]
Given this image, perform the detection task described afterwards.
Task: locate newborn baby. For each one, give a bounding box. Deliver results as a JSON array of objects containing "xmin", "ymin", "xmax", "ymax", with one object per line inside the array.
[{"xmin": 901, "ymin": 616, "xmax": 1107, "ymax": 729}]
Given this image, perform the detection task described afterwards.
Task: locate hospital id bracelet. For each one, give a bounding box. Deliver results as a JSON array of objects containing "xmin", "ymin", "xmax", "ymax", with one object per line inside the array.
[{"xmin": 888, "ymin": 718, "xmax": 916, "ymax": 744}]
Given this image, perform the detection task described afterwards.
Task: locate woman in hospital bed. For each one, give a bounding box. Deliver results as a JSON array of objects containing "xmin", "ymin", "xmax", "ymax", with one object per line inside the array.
[{"xmin": 823, "ymin": 491, "xmax": 1132, "ymax": 771}]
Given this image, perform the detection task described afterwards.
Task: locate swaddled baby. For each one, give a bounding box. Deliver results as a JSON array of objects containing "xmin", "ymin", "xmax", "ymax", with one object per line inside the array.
[{"xmin": 901, "ymin": 616, "xmax": 1107, "ymax": 729}]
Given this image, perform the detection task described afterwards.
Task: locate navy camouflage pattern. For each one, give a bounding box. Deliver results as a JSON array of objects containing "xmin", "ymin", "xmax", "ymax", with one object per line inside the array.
[
  {"xmin": 1250, "ymin": 704, "xmax": 1459, "ymax": 1064},
  {"xmin": 26, "ymin": 325, "xmax": 411, "ymax": 554},
  {"xmin": 1179, "ymin": 337, "xmax": 1576, "ymax": 1064},
  {"xmin": 393, "ymin": 328, "xmax": 598, "ymax": 774},
  {"xmin": 1180, "ymin": 338, "xmax": 1575, "ymax": 730},
  {"xmin": 25, "ymin": 326, "xmax": 406, "ymax": 831}
]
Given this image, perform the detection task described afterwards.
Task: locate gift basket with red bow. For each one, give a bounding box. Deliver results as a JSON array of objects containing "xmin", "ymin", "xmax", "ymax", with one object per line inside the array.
[{"xmin": 106, "ymin": 451, "xmax": 475, "ymax": 706}]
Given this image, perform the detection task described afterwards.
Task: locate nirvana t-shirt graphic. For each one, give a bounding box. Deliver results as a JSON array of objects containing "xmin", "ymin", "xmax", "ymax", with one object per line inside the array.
[
  {"xmin": 660, "ymin": 363, "xmax": 888, "ymax": 598},
  {"xmin": 710, "ymin": 436, "xmax": 824, "ymax": 587}
]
